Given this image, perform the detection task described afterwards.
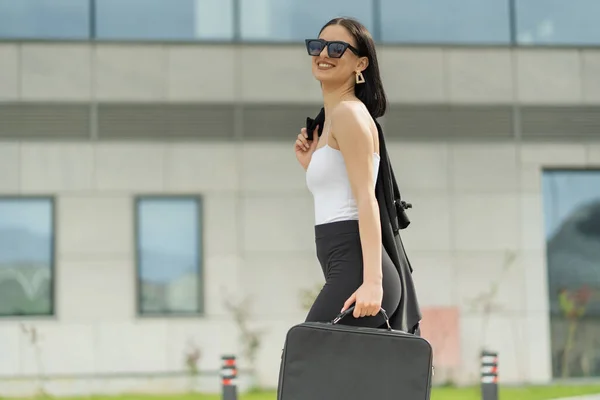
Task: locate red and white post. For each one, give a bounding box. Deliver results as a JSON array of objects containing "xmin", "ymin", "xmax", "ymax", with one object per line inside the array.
[
  {"xmin": 480, "ymin": 350, "xmax": 499, "ymax": 400},
  {"xmin": 221, "ymin": 355, "xmax": 238, "ymax": 400}
]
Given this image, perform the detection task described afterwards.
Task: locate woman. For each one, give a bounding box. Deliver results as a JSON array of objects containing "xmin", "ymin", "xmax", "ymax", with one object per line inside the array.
[{"xmin": 294, "ymin": 17, "xmax": 401, "ymax": 328}]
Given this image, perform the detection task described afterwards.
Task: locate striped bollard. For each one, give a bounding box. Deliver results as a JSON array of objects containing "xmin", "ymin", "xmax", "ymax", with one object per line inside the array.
[
  {"xmin": 221, "ymin": 355, "xmax": 238, "ymax": 400},
  {"xmin": 480, "ymin": 350, "xmax": 499, "ymax": 400}
]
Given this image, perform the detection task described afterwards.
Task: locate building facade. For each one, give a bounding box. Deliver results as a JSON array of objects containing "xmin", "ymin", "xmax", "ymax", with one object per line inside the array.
[{"xmin": 1, "ymin": 0, "xmax": 600, "ymax": 395}]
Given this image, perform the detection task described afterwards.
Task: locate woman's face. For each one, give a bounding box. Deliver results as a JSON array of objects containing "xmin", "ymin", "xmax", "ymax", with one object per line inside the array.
[{"xmin": 310, "ymin": 25, "xmax": 365, "ymax": 85}]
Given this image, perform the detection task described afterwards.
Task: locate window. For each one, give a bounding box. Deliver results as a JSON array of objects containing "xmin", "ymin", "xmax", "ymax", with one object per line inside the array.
[
  {"xmin": 194, "ymin": 0, "xmax": 234, "ymax": 40},
  {"xmin": 0, "ymin": 197, "xmax": 55, "ymax": 317},
  {"xmin": 136, "ymin": 196, "xmax": 203, "ymax": 315},
  {"xmin": 239, "ymin": 0, "xmax": 375, "ymax": 42},
  {"xmin": 515, "ymin": 0, "xmax": 600, "ymax": 45},
  {"xmin": 0, "ymin": 0, "xmax": 90, "ymax": 40},
  {"xmin": 380, "ymin": 0, "xmax": 511, "ymax": 44},
  {"xmin": 95, "ymin": 0, "xmax": 234, "ymax": 41},
  {"xmin": 542, "ymin": 169, "xmax": 600, "ymax": 378}
]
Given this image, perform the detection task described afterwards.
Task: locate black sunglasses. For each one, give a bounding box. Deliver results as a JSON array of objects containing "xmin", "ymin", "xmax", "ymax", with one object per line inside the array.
[{"xmin": 305, "ymin": 39, "xmax": 360, "ymax": 59}]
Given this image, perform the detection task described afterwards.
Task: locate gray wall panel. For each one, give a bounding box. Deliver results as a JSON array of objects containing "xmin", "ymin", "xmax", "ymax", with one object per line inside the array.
[
  {"xmin": 6, "ymin": 43, "xmax": 600, "ymax": 107},
  {"xmin": 385, "ymin": 105, "xmax": 514, "ymax": 139},
  {"xmin": 3, "ymin": 102, "xmax": 600, "ymax": 141},
  {"xmin": 242, "ymin": 104, "xmax": 321, "ymax": 140},
  {"xmin": 96, "ymin": 103, "xmax": 236, "ymax": 139},
  {"xmin": 0, "ymin": 103, "xmax": 90, "ymax": 139},
  {"xmin": 521, "ymin": 106, "xmax": 600, "ymax": 138}
]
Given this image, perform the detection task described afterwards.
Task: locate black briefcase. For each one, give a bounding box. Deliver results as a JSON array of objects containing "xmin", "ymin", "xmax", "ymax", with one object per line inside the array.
[{"xmin": 277, "ymin": 307, "xmax": 434, "ymax": 400}]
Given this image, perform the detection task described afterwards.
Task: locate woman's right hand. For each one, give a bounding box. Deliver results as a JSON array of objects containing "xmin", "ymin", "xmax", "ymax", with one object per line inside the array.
[{"xmin": 294, "ymin": 125, "xmax": 319, "ymax": 170}]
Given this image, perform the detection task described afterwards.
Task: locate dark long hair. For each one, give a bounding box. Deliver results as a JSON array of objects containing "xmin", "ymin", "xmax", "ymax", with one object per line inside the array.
[{"xmin": 319, "ymin": 17, "xmax": 387, "ymax": 118}]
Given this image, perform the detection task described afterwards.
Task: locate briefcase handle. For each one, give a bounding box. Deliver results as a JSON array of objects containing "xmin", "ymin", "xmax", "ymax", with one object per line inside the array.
[{"xmin": 331, "ymin": 306, "xmax": 392, "ymax": 331}]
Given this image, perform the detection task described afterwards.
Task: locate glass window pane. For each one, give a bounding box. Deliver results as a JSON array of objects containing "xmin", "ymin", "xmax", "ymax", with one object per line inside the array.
[
  {"xmin": 516, "ymin": 0, "xmax": 600, "ymax": 45},
  {"xmin": 137, "ymin": 197, "xmax": 202, "ymax": 315},
  {"xmin": 0, "ymin": 198, "xmax": 54, "ymax": 317},
  {"xmin": 380, "ymin": 0, "xmax": 510, "ymax": 44},
  {"xmin": 542, "ymin": 170, "xmax": 600, "ymax": 378},
  {"xmin": 96, "ymin": 0, "xmax": 233, "ymax": 41},
  {"xmin": 195, "ymin": 0, "xmax": 234, "ymax": 40},
  {"xmin": 0, "ymin": 0, "xmax": 89, "ymax": 40},
  {"xmin": 240, "ymin": 0, "xmax": 375, "ymax": 42}
]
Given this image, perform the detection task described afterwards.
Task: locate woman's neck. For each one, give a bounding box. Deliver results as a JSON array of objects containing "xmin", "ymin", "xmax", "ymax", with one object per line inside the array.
[{"xmin": 322, "ymin": 81, "xmax": 356, "ymax": 116}]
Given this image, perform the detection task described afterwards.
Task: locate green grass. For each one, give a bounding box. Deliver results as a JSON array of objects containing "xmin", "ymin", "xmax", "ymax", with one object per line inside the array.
[
  {"xmin": 431, "ymin": 385, "xmax": 600, "ymax": 400},
  {"xmin": 4, "ymin": 385, "xmax": 600, "ymax": 400}
]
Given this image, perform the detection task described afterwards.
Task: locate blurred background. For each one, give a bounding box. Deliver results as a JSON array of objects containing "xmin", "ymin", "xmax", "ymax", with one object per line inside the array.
[{"xmin": 0, "ymin": 0, "xmax": 600, "ymax": 398}]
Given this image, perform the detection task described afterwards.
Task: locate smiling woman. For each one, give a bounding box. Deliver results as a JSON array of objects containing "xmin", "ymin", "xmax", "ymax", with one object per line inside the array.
[
  {"xmin": 294, "ymin": 17, "xmax": 397, "ymax": 329},
  {"xmin": 280, "ymin": 17, "xmax": 427, "ymax": 398}
]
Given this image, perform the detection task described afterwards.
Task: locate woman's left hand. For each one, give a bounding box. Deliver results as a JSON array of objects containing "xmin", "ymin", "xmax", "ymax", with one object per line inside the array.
[{"xmin": 341, "ymin": 281, "xmax": 383, "ymax": 318}]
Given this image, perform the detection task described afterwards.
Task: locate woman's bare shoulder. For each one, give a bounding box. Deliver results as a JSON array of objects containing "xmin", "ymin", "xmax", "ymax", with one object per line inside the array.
[
  {"xmin": 331, "ymin": 101, "xmax": 378, "ymax": 146},
  {"xmin": 332, "ymin": 101, "xmax": 373, "ymax": 129}
]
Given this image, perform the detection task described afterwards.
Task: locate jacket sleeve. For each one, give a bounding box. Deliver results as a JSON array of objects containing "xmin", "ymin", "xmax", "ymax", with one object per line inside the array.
[{"xmin": 374, "ymin": 120, "xmax": 423, "ymax": 334}]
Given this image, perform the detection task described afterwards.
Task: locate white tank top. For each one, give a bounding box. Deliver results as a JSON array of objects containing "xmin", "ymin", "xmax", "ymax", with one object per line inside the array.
[{"xmin": 306, "ymin": 130, "xmax": 380, "ymax": 226}]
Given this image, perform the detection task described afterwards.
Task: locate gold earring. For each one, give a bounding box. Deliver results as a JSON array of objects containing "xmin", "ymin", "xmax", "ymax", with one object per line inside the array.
[{"xmin": 355, "ymin": 71, "xmax": 365, "ymax": 84}]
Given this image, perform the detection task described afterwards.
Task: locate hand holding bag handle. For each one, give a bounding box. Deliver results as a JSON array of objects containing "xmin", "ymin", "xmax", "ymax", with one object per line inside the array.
[{"xmin": 331, "ymin": 306, "xmax": 392, "ymax": 331}]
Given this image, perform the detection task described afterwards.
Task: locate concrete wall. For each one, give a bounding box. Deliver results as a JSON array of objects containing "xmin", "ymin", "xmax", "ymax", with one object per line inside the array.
[
  {"xmin": 1, "ymin": 43, "xmax": 600, "ymax": 104},
  {"xmin": 1, "ymin": 42, "xmax": 600, "ymax": 395}
]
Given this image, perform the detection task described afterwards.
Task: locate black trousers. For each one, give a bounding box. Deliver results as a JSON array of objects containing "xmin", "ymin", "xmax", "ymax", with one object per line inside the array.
[{"xmin": 305, "ymin": 220, "xmax": 402, "ymax": 328}]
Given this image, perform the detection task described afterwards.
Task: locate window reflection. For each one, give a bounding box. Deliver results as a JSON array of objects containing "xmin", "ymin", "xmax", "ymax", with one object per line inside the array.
[
  {"xmin": 136, "ymin": 197, "xmax": 202, "ymax": 315},
  {"xmin": 240, "ymin": 0, "xmax": 374, "ymax": 41},
  {"xmin": 516, "ymin": 0, "xmax": 600, "ymax": 45},
  {"xmin": 4, "ymin": 0, "xmax": 600, "ymax": 46},
  {"xmin": 0, "ymin": 0, "xmax": 89, "ymax": 39},
  {"xmin": 95, "ymin": 0, "xmax": 233, "ymax": 40},
  {"xmin": 380, "ymin": 0, "xmax": 510, "ymax": 44},
  {"xmin": 194, "ymin": 0, "xmax": 234, "ymax": 40},
  {"xmin": 542, "ymin": 170, "xmax": 600, "ymax": 378},
  {"xmin": 0, "ymin": 198, "xmax": 54, "ymax": 317},
  {"xmin": 96, "ymin": 0, "xmax": 195, "ymax": 40}
]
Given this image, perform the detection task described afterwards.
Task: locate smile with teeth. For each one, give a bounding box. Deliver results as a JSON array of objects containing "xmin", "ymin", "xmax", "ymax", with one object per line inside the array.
[{"xmin": 318, "ymin": 62, "xmax": 334, "ymax": 69}]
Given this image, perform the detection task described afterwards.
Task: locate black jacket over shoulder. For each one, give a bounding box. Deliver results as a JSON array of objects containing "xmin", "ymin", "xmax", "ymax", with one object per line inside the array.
[{"xmin": 306, "ymin": 108, "xmax": 422, "ymax": 335}]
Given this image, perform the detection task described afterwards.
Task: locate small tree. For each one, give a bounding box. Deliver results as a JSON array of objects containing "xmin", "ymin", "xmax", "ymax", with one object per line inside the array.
[
  {"xmin": 20, "ymin": 324, "xmax": 47, "ymax": 398},
  {"xmin": 298, "ymin": 283, "xmax": 323, "ymax": 311},
  {"xmin": 184, "ymin": 339, "xmax": 202, "ymax": 392},
  {"xmin": 466, "ymin": 251, "xmax": 517, "ymax": 348},
  {"xmin": 464, "ymin": 250, "xmax": 522, "ymax": 381},
  {"xmin": 223, "ymin": 294, "xmax": 266, "ymax": 388},
  {"xmin": 558, "ymin": 285, "xmax": 593, "ymax": 378}
]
